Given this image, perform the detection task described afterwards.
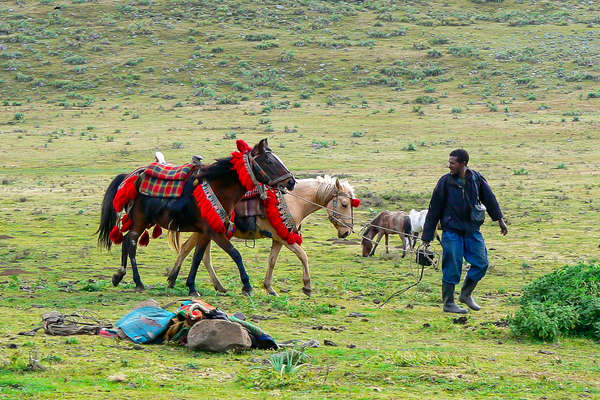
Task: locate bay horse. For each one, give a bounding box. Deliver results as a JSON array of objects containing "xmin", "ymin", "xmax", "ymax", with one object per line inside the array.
[
  {"xmin": 361, "ymin": 210, "xmax": 412, "ymax": 257},
  {"xmin": 97, "ymin": 139, "xmax": 295, "ymax": 296},
  {"xmin": 166, "ymin": 176, "xmax": 357, "ymax": 297}
]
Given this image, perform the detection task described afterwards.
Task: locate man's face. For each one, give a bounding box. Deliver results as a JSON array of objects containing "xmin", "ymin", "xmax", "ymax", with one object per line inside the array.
[{"xmin": 448, "ymin": 156, "xmax": 466, "ymax": 175}]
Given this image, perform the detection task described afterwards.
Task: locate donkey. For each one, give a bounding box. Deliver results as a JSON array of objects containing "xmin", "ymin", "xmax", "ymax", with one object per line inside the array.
[
  {"xmin": 167, "ymin": 176, "xmax": 358, "ymax": 297},
  {"xmin": 97, "ymin": 139, "xmax": 295, "ymax": 296},
  {"xmin": 361, "ymin": 210, "xmax": 412, "ymax": 257}
]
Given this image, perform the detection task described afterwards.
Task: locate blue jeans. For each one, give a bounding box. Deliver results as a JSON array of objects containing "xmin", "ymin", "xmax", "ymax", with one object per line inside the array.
[{"xmin": 441, "ymin": 230, "xmax": 489, "ymax": 285}]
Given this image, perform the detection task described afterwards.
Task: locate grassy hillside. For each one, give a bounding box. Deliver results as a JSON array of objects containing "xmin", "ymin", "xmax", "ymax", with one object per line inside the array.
[{"xmin": 1, "ymin": 0, "xmax": 600, "ymax": 399}]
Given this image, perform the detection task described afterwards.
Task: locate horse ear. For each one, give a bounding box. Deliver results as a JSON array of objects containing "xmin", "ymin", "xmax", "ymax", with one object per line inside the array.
[
  {"xmin": 335, "ymin": 177, "xmax": 342, "ymax": 190},
  {"xmin": 252, "ymin": 138, "xmax": 268, "ymax": 155}
]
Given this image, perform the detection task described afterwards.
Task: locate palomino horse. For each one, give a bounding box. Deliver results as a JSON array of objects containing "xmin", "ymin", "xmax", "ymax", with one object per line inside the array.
[
  {"xmin": 97, "ymin": 139, "xmax": 295, "ymax": 296},
  {"xmin": 167, "ymin": 176, "xmax": 357, "ymax": 297},
  {"xmin": 361, "ymin": 210, "xmax": 412, "ymax": 257}
]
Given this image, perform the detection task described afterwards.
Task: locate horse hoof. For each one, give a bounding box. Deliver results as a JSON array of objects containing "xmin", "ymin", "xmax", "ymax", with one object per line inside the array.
[
  {"xmin": 167, "ymin": 278, "xmax": 176, "ymax": 288},
  {"xmin": 242, "ymin": 287, "xmax": 253, "ymax": 297},
  {"xmin": 189, "ymin": 290, "xmax": 201, "ymax": 297},
  {"xmin": 112, "ymin": 274, "xmax": 122, "ymax": 287},
  {"xmin": 302, "ymin": 288, "xmax": 312, "ymax": 297},
  {"xmin": 135, "ymin": 285, "xmax": 145, "ymax": 292},
  {"xmin": 214, "ymin": 286, "xmax": 228, "ymax": 293},
  {"xmin": 267, "ymin": 289, "xmax": 278, "ymax": 296}
]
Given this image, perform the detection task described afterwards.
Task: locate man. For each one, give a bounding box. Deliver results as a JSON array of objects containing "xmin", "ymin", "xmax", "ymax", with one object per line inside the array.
[{"xmin": 421, "ymin": 149, "xmax": 508, "ymax": 313}]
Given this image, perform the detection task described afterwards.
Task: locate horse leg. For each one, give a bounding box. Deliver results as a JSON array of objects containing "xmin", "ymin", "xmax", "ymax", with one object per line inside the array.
[
  {"xmin": 113, "ymin": 230, "xmax": 144, "ymax": 290},
  {"xmin": 167, "ymin": 232, "xmax": 197, "ymax": 288},
  {"xmin": 385, "ymin": 233, "xmax": 389, "ymax": 254},
  {"xmin": 202, "ymin": 241, "xmax": 228, "ymax": 293},
  {"xmin": 212, "ymin": 234, "xmax": 252, "ymax": 295},
  {"xmin": 401, "ymin": 234, "xmax": 407, "ymax": 258},
  {"xmin": 370, "ymin": 232, "xmax": 383, "ymax": 256},
  {"xmin": 127, "ymin": 230, "xmax": 145, "ymax": 291},
  {"xmin": 185, "ymin": 235, "xmax": 211, "ymax": 297},
  {"xmin": 112, "ymin": 239, "xmax": 129, "ymax": 287},
  {"xmin": 283, "ymin": 242, "xmax": 312, "ymax": 297},
  {"xmin": 263, "ymin": 240, "xmax": 283, "ymax": 296}
]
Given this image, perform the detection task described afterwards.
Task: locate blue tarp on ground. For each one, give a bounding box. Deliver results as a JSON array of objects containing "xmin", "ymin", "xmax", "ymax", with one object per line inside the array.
[{"xmin": 116, "ymin": 306, "xmax": 175, "ymax": 344}]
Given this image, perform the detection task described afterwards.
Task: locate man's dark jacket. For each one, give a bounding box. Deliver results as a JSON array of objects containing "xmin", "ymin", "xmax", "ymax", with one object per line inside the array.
[{"xmin": 421, "ymin": 169, "xmax": 503, "ymax": 242}]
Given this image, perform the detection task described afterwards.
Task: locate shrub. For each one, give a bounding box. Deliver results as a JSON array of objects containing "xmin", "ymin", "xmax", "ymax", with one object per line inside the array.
[
  {"xmin": 430, "ymin": 37, "xmax": 450, "ymax": 45},
  {"xmin": 511, "ymin": 263, "xmax": 600, "ymax": 341},
  {"xmin": 64, "ymin": 55, "xmax": 87, "ymax": 65},
  {"xmin": 451, "ymin": 107, "xmax": 462, "ymax": 114},
  {"xmin": 414, "ymin": 95, "xmax": 438, "ymax": 104},
  {"xmin": 427, "ymin": 49, "xmax": 442, "ymax": 58},
  {"xmin": 513, "ymin": 167, "xmax": 528, "ymax": 175}
]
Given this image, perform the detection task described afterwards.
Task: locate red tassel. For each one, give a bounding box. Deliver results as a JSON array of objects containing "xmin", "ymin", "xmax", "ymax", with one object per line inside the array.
[
  {"xmin": 121, "ymin": 217, "xmax": 133, "ymax": 232},
  {"xmin": 114, "ymin": 175, "xmax": 138, "ymax": 212},
  {"xmin": 152, "ymin": 225, "xmax": 162, "ymax": 239},
  {"xmin": 264, "ymin": 188, "xmax": 302, "ymax": 245},
  {"xmin": 110, "ymin": 225, "xmax": 124, "ymax": 244},
  {"xmin": 236, "ymin": 139, "xmax": 252, "ymax": 153},
  {"xmin": 351, "ymin": 198, "xmax": 361, "ymax": 208},
  {"xmin": 193, "ymin": 184, "xmax": 226, "ymax": 234},
  {"xmin": 139, "ymin": 230, "xmax": 150, "ymax": 246},
  {"xmin": 231, "ymin": 151, "xmax": 256, "ymax": 191}
]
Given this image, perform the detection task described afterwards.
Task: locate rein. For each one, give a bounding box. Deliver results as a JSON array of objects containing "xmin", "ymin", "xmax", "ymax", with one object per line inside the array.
[{"xmin": 284, "ymin": 189, "xmax": 356, "ymax": 232}]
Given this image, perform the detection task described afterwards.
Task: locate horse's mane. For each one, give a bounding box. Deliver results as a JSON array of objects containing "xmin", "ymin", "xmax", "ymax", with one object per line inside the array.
[
  {"xmin": 196, "ymin": 157, "xmax": 235, "ymax": 181},
  {"xmin": 313, "ymin": 175, "xmax": 356, "ymax": 205}
]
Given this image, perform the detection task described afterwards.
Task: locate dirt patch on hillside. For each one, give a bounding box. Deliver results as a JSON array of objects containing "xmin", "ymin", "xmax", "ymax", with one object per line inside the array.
[
  {"xmin": 0, "ymin": 235, "xmax": 13, "ymax": 240},
  {"xmin": 0, "ymin": 268, "xmax": 31, "ymax": 276}
]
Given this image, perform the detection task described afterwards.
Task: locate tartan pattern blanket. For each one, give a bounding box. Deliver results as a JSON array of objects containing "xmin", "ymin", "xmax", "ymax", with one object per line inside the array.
[
  {"xmin": 145, "ymin": 162, "xmax": 195, "ymax": 180},
  {"xmin": 138, "ymin": 163, "xmax": 196, "ymax": 198},
  {"xmin": 139, "ymin": 175, "xmax": 191, "ymax": 198}
]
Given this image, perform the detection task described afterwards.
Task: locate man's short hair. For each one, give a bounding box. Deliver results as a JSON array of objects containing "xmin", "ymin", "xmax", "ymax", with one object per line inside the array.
[{"xmin": 450, "ymin": 149, "xmax": 469, "ymax": 164}]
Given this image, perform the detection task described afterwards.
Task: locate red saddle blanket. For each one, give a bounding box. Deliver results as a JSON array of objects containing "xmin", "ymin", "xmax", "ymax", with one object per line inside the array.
[{"xmin": 139, "ymin": 163, "xmax": 196, "ymax": 198}]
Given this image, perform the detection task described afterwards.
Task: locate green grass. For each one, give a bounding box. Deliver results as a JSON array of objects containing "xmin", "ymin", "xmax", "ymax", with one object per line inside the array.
[{"xmin": 1, "ymin": 0, "xmax": 600, "ymax": 398}]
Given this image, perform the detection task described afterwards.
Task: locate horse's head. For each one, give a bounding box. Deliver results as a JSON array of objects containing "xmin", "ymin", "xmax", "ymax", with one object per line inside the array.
[
  {"xmin": 324, "ymin": 177, "xmax": 358, "ymax": 239},
  {"xmin": 361, "ymin": 227, "xmax": 374, "ymax": 257},
  {"xmin": 250, "ymin": 138, "xmax": 295, "ymax": 191}
]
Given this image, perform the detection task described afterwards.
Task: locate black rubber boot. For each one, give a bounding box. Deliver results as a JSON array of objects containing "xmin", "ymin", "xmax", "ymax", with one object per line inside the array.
[
  {"xmin": 442, "ymin": 282, "xmax": 468, "ymax": 314},
  {"xmin": 459, "ymin": 277, "xmax": 481, "ymax": 311}
]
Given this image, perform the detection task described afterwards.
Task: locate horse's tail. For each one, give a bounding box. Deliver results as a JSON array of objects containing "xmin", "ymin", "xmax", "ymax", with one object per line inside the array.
[
  {"xmin": 97, "ymin": 173, "xmax": 127, "ymax": 250},
  {"xmin": 403, "ymin": 215, "xmax": 412, "ymax": 236},
  {"xmin": 167, "ymin": 230, "xmax": 181, "ymax": 253}
]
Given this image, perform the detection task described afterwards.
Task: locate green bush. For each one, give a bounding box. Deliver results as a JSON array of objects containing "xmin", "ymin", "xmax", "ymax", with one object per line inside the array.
[{"xmin": 511, "ymin": 263, "xmax": 600, "ymax": 341}]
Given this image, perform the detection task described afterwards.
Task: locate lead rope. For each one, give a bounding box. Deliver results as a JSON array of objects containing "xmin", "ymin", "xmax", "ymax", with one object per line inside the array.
[
  {"xmin": 284, "ymin": 190, "xmax": 355, "ymax": 231},
  {"xmin": 282, "ymin": 190, "xmax": 440, "ymax": 306}
]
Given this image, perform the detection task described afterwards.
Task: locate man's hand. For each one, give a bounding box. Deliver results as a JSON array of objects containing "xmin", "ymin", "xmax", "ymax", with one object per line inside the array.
[
  {"xmin": 422, "ymin": 240, "xmax": 431, "ymax": 248},
  {"xmin": 499, "ymin": 219, "xmax": 508, "ymax": 236}
]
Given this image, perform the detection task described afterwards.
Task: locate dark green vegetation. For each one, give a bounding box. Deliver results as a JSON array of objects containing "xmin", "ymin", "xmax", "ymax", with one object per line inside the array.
[
  {"xmin": 511, "ymin": 263, "xmax": 600, "ymax": 342},
  {"xmin": 1, "ymin": 0, "xmax": 600, "ymax": 398}
]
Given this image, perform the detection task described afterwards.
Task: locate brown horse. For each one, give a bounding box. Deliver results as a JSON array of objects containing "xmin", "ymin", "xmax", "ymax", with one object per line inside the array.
[
  {"xmin": 166, "ymin": 176, "xmax": 357, "ymax": 297},
  {"xmin": 97, "ymin": 139, "xmax": 295, "ymax": 296},
  {"xmin": 361, "ymin": 210, "xmax": 412, "ymax": 257}
]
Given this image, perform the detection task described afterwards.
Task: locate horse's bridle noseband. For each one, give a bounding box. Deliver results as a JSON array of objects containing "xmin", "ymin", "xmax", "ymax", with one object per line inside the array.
[
  {"xmin": 328, "ymin": 188, "xmax": 355, "ymax": 232},
  {"xmin": 245, "ymin": 151, "xmax": 293, "ymax": 188}
]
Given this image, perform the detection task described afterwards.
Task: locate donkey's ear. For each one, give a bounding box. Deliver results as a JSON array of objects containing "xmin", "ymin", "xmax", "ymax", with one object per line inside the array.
[{"xmin": 252, "ymin": 138, "xmax": 268, "ymax": 155}]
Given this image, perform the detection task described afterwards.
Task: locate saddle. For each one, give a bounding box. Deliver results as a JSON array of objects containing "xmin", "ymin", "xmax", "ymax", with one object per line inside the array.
[{"xmin": 139, "ymin": 162, "xmax": 197, "ymax": 198}]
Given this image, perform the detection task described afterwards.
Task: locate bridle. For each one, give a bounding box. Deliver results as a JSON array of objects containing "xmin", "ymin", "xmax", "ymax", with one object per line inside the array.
[
  {"xmin": 244, "ymin": 151, "xmax": 294, "ymax": 188},
  {"xmin": 327, "ymin": 188, "xmax": 355, "ymax": 232}
]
